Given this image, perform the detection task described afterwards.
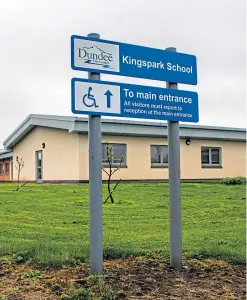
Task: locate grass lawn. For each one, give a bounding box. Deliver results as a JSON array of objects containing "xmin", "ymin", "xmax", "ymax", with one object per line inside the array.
[{"xmin": 0, "ymin": 183, "xmax": 245, "ymax": 266}]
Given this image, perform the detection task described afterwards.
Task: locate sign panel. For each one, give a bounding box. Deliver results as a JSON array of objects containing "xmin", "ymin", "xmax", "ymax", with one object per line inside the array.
[
  {"xmin": 71, "ymin": 35, "xmax": 197, "ymax": 85},
  {"xmin": 71, "ymin": 78, "xmax": 199, "ymax": 123}
]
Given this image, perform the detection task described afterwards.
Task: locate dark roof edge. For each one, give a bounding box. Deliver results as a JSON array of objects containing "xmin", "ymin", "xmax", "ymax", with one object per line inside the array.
[{"xmin": 2, "ymin": 114, "xmax": 246, "ymax": 150}]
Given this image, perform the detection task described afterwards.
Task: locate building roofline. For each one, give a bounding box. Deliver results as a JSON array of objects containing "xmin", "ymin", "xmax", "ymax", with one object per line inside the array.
[
  {"xmin": 3, "ymin": 114, "xmax": 78, "ymax": 145},
  {"xmin": 2, "ymin": 113, "xmax": 246, "ymax": 150},
  {"xmin": 0, "ymin": 150, "xmax": 13, "ymax": 160},
  {"xmin": 80, "ymin": 117, "xmax": 246, "ymax": 132}
]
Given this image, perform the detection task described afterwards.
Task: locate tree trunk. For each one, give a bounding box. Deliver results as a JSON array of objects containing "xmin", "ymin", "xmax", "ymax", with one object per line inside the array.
[
  {"xmin": 16, "ymin": 181, "xmax": 29, "ymax": 191},
  {"xmin": 107, "ymin": 175, "xmax": 114, "ymax": 203},
  {"xmin": 104, "ymin": 179, "xmax": 121, "ymax": 203},
  {"xmin": 17, "ymin": 169, "xmax": 20, "ymax": 187}
]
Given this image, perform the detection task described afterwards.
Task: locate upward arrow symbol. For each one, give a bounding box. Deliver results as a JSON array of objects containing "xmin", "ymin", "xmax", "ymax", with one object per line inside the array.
[{"xmin": 104, "ymin": 90, "xmax": 113, "ymax": 108}]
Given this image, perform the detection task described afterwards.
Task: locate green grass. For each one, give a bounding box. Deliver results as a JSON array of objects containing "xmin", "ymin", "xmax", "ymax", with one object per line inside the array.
[{"xmin": 0, "ymin": 183, "xmax": 245, "ymax": 266}]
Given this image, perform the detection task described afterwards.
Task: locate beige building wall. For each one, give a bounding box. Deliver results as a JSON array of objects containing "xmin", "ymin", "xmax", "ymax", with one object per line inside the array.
[
  {"xmin": 80, "ymin": 134, "xmax": 246, "ymax": 180},
  {"xmin": 101, "ymin": 136, "xmax": 169, "ymax": 181},
  {"xmin": 13, "ymin": 127, "xmax": 79, "ymax": 181},
  {"xmin": 79, "ymin": 134, "xmax": 88, "ymax": 180},
  {"xmin": 79, "ymin": 135, "xmax": 170, "ymax": 181},
  {"xmin": 12, "ymin": 127, "xmax": 246, "ymax": 181},
  {"xmin": 180, "ymin": 139, "xmax": 246, "ymax": 179}
]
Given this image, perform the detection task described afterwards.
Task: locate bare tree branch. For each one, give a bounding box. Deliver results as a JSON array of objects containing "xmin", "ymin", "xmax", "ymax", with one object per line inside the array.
[
  {"xmin": 15, "ymin": 156, "xmax": 27, "ymax": 191},
  {"xmin": 102, "ymin": 168, "xmax": 110, "ymax": 176},
  {"xmin": 112, "ymin": 155, "xmax": 124, "ymax": 175},
  {"xmin": 103, "ymin": 143, "xmax": 124, "ymax": 204}
]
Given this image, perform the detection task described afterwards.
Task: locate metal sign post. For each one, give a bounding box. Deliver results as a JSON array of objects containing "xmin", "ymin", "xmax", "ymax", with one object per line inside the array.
[
  {"xmin": 87, "ymin": 33, "xmax": 103, "ymax": 274},
  {"xmin": 166, "ymin": 47, "xmax": 182, "ymax": 269},
  {"xmin": 71, "ymin": 34, "xmax": 198, "ymax": 274}
]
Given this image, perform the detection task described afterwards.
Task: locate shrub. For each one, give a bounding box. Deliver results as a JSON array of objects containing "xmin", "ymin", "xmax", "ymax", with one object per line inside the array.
[
  {"xmin": 61, "ymin": 288, "xmax": 92, "ymax": 300},
  {"xmin": 221, "ymin": 176, "xmax": 246, "ymax": 185},
  {"xmin": 13, "ymin": 251, "xmax": 34, "ymax": 264},
  {"xmin": 22, "ymin": 270, "xmax": 42, "ymax": 280}
]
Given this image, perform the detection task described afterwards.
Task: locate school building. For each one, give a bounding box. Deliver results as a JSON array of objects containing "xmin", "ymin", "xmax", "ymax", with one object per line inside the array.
[{"xmin": 0, "ymin": 114, "xmax": 246, "ymax": 182}]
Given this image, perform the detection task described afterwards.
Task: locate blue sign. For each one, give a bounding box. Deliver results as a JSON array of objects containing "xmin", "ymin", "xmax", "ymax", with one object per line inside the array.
[
  {"xmin": 71, "ymin": 78, "xmax": 199, "ymax": 123},
  {"xmin": 71, "ymin": 35, "xmax": 197, "ymax": 85}
]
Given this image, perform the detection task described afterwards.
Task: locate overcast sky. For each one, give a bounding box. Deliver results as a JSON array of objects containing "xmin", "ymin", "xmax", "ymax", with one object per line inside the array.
[{"xmin": 0, "ymin": 0, "xmax": 246, "ymax": 148}]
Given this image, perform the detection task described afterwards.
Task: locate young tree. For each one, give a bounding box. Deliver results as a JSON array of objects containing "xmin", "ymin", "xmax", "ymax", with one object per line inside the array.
[
  {"xmin": 102, "ymin": 143, "xmax": 124, "ymax": 203},
  {"xmin": 15, "ymin": 156, "xmax": 27, "ymax": 191}
]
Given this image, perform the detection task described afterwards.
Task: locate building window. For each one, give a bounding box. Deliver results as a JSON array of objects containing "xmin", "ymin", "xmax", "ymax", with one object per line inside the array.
[
  {"xmin": 0, "ymin": 164, "xmax": 2, "ymax": 175},
  {"xmin": 201, "ymin": 147, "xmax": 222, "ymax": 168},
  {"xmin": 36, "ymin": 151, "xmax": 43, "ymax": 180},
  {"xmin": 5, "ymin": 163, "xmax": 9, "ymax": 175},
  {"xmin": 151, "ymin": 145, "xmax": 168, "ymax": 168},
  {"xmin": 102, "ymin": 143, "xmax": 126, "ymax": 167}
]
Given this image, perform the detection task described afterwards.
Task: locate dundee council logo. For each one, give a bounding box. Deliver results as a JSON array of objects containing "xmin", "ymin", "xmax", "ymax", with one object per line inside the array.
[{"xmin": 78, "ymin": 45, "xmax": 114, "ymax": 69}]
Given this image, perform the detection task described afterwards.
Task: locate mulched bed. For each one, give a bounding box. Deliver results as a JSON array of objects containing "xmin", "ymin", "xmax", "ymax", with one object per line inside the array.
[{"xmin": 0, "ymin": 257, "xmax": 245, "ymax": 299}]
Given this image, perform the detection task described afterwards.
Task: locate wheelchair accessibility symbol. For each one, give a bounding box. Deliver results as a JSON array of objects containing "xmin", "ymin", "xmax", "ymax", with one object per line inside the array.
[{"xmin": 82, "ymin": 87, "xmax": 99, "ymax": 108}]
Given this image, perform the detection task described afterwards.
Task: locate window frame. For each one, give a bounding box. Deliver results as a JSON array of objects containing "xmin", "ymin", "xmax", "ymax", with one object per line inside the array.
[
  {"xmin": 151, "ymin": 145, "xmax": 169, "ymax": 168},
  {"xmin": 5, "ymin": 162, "xmax": 9, "ymax": 175},
  {"xmin": 35, "ymin": 150, "xmax": 43, "ymax": 181},
  {"xmin": 201, "ymin": 146, "xmax": 222, "ymax": 168},
  {"xmin": 102, "ymin": 143, "xmax": 127, "ymax": 168},
  {"xmin": 0, "ymin": 163, "xmax": 3, "ymax": 175}
]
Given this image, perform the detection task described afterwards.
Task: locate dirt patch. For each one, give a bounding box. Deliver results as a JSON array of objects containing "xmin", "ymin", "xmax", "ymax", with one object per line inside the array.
[{"xmin": 0, "ymin": 257, "xmax": 245, "ymax": 299}]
